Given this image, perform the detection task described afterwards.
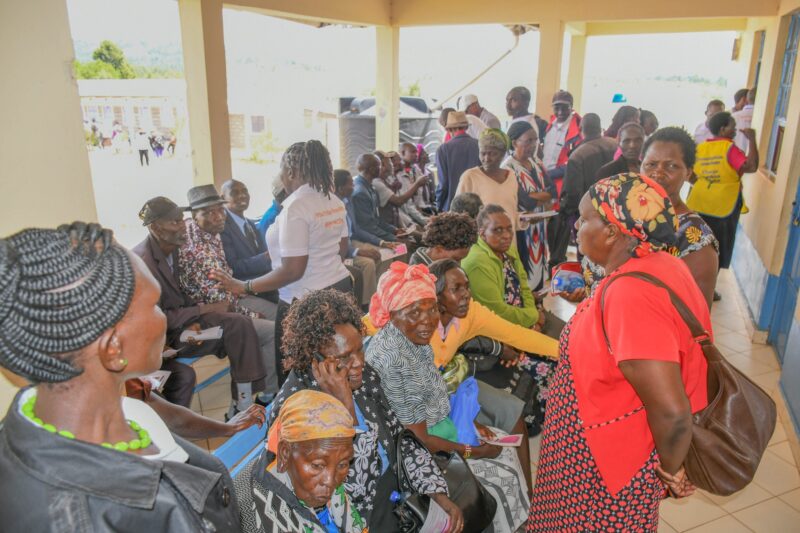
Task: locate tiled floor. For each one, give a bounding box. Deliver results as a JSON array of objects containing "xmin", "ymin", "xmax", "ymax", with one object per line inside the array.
[{"xmin": 189, "ymin": 269, "xmax": 800, "ymax": 531}]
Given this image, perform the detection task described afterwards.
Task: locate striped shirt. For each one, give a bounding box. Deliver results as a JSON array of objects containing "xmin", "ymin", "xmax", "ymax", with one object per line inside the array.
[{"xmin": 365, "ymin": 323, "xmax": 451, "ymax": 427}]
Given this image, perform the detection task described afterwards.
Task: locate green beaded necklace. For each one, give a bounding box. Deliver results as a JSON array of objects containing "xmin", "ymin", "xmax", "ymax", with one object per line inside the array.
[{"xmin": 21, "ymin": 394, "xmax": 152, "ymax": 452}]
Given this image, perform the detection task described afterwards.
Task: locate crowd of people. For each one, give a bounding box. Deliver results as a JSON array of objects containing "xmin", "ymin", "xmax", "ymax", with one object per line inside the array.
[{"xmin": 0, "ymin": 83, "xmax": 760, "ymax": 532}]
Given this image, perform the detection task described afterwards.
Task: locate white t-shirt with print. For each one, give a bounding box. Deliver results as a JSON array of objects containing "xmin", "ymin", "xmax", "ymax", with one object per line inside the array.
[{"xmin": 266, "ymin": 184, "xmax": 350, "ymax": 302}]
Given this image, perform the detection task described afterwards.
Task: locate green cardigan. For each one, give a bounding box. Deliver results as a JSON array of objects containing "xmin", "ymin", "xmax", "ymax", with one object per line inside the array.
[{"xmin": 461, "ymin": 237, "xmax": 539, "ymax": 328}]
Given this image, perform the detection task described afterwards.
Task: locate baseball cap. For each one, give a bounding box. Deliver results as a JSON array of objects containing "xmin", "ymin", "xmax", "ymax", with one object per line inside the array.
[
  {"xmin": 552, "ymin": 90, "xmax": 574, "ymax": 106},
  {"xmin": 460, "ymin": 94, "xmax": 479, "ymax": 110}
]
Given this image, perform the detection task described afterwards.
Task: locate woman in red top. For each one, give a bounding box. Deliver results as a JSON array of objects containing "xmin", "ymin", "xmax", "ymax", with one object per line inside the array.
[{"xmin": 528, "ymin": 173, "xmax": 710, "ymax": 532}]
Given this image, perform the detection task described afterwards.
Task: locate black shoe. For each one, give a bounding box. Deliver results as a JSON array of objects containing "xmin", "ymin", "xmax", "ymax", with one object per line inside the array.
[
  {"xmin": 255, "ymin": 393, "xmax": 275, "ymax": 408},
  {"xmin": 713, "ymin": 291, "xmax": 722, "ymax": 302},
  {"xmin": 224, "ymin": 404, "xmax": 239, "ymax": 422}
]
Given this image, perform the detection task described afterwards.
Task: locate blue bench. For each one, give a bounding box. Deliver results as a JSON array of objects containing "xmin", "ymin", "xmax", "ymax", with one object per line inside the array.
[
  {"xmin": 176, "ymin": 355, "xmax": 231, "ymax": 393},
  {"xmin": 213, "ymin": 404, "xmax": 272, "ymax": 477}
]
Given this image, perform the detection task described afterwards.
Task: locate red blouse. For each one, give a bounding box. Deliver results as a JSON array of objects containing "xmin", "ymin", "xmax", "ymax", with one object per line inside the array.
[{"xmin": 567, "ymin": 252, "xmax": 709, "ymax": 494}]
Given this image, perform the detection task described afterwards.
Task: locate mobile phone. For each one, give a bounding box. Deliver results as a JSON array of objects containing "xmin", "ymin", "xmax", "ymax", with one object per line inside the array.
[{"xmin": 313, "ymin": 353, "xmax": 326, "ymax": 363}]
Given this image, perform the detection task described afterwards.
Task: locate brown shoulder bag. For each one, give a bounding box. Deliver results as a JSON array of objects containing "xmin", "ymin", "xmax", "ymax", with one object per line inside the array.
[{"xmin": 600, "ymin": 271, "xmax": 777, "ymax": 496}]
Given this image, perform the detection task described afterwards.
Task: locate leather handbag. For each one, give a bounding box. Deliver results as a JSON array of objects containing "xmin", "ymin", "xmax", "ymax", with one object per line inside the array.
[
  {"xmin": 600, "ymin": 271, "xmax": 777, "ymax": 496},
  {"xmin": 392, "ymin": 429, "xmax": 497, "ymax": 533}
]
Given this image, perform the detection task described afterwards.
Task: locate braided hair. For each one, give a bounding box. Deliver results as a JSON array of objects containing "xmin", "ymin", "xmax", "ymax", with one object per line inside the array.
[
  {"xmin": 0, "ymin": 223, "xmax": 135, "ymax": 384},
  {"xmin": 281, "ymin": 140, "xmax": 334, "ymax": 198}
]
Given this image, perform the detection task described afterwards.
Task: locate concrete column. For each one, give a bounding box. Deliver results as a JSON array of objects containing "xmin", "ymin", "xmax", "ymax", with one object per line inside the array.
[
  {"xmin": 375, "ymin": 26, "xmax": 400, "ymax": 151},
  {"xmin": 565, "ymin": 30, "xmax": 587, "ymax": 112},
  {"xmin": 0, "ymin": 0, "xmax": 98, "ymax": 238},
  {"xmin": 535, "ymin": 18, "xmax": 566, "ymax": 118},
  {"xmin": 178, "ymin": 0, "xmax": 231, "ymax": 187}
]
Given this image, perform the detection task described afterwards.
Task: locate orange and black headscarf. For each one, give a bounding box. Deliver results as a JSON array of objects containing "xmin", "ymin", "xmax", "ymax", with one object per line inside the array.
[{"xmin": 589, "ymin": 173, "xmax": 678, "ymax": 258}]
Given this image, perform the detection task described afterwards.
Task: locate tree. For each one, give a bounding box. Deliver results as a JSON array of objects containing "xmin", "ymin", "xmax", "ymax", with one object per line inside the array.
[
  {"xmin": 91, "ymin": 40, "xmax": 135, "ymax": 79},
  {"xmin": 74, "ymin": 59, "xmax": 121, "ymax": 79}
]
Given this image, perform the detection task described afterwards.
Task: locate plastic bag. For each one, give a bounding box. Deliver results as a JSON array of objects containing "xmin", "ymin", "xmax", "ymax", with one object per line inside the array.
[{"xmin": 449, "ymin": 376, "xmax": 481, "ymax": 446}]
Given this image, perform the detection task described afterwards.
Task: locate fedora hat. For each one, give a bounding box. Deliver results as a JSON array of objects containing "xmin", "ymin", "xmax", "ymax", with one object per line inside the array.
[
  {"xmin": 445, "ymin": 111, "xmax": 469, "ymax": 129},
  {"xmin": 187, "ymin": 184, "xmax": 225, "ymax": 210}
]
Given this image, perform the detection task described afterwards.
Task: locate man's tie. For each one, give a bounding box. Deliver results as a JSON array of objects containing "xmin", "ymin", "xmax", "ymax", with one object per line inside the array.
[{"xmin": 243, "ymin": 221, "xmax": 259, "ymax": 251}]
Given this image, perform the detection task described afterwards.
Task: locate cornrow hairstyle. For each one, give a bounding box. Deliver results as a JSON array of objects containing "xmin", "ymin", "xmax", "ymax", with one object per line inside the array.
[
  {"xmin": 281, "ymin": 289, "xmax": 365, "ymax": 372},
  {"xmin": 0, "ymin": 223, "xmax": 135, "ymax": 384},
  {"xmin": 281, "ymin": 140, "xmax": 334, "ymax": 197},
  {"xmin": 428, "ymin": 258, "xmax": 462, "ymax": 295},
  {"xmin": 422, "ymin": 212, "xmax": 478, "ymax": 250},
  {"xmin": 642, "ymin": 126, "xmax": 697, "ymax": 169}
]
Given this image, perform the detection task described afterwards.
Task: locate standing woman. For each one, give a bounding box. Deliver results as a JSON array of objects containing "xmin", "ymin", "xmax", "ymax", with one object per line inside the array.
[
  {"xmin": 686, "ymin": 112, "xmax": 758, "ymax": 281},
  {"xmin": 529, "ymin": 174, "xmax": 710, "ymax": 531},
  {"xmin": 0, "ymin": 224, "xmax": 241, "ymax": 531},
  {"xmin": 455, "ymin": 128, "xmax": 521, "ymax": 237},
  {"xmin": 503, "ymin": 120, "xmax": 556, "ymax": 290}
]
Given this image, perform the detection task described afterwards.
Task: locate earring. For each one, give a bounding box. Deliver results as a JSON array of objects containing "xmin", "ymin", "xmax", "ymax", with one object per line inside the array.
[{"xmin": 118, "ymin": 358, "xmax": 128, "ymax": 367}]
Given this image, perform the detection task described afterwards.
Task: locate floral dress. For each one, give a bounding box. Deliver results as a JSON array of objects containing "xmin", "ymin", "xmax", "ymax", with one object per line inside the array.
[
  {"xmin": 503, "ymin": 155, "xmax": 556, "ymax": 291},
  {"xmin": 502, "ymin": 254, "xmax": 558, "ymax": 435}
]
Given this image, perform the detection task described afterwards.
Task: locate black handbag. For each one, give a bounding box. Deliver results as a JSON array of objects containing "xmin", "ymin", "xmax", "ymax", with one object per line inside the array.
[{"xmin": 392, "ymin": 429, "xmax": 497, "ymax": 533}]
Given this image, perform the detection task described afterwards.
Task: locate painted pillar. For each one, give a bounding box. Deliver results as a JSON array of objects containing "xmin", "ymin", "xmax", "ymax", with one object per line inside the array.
[
  {"xmin": 375, "ymin": 25, "xmax": 400, "ymax": 151},
  {"xmin": 178, "ymin": 0, "xmax": 231, "ymax": 187},
  {"xmin": 535, "ymin": 17, "xmax": 566, "ymax": 118},
  {"xmin": 565, "ymin": 25, "xmax": 587, "ymax": 113},
  {"xmin": 0, "ymin": 0, "xmax": 98, "ymax": 238}
]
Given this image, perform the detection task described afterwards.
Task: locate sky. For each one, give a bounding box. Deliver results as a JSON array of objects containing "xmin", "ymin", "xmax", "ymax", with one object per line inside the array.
[{"xmin": 66, "ymin": 0, "xmax": 749, "ymax": 132}]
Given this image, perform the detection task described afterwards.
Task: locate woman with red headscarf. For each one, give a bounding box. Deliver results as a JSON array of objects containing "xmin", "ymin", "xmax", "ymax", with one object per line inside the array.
[
  {"xmin": 366, "ymin": 262, "xmax": 531, "ymax": 532},
  {"xmin": 528, "ymin": 173, "xmax": 711, "ymax": 532}
]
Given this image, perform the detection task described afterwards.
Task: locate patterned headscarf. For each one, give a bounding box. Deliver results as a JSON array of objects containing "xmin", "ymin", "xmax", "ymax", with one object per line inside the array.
[
  {"xmin": 589, "ymin": 173, "xmax": 678, "ymax": 258},
  {"xmin": 479, "ymin": 128, "xmax": 510, "ymax": 152},
  {"xmin": 369, "ymin": 261, "xmax": 437, "ymax": 328},
  {"xmin": 267, "ymin": 390, "xmax": 355, "ymax": 453}
]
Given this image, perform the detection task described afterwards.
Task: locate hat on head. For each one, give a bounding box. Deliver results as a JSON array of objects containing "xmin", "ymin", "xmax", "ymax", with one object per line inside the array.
[
  {"xmin": 445, "ymin": 111, "xmax": 469, "ymax": 129},
  {"xmin": 138, "ymin": 196, "xmax": 189, "ymax": 226},
  {"xmin": 552, "ymin": 90, "xmax": 574, "ymax": 106},
  {"xmin": 460, "ymin": 94, "xmax": 479, "ymax": 110},
  {"xmin": 187, "ymin": 184, "xmax": 225, "ymax": 210}
]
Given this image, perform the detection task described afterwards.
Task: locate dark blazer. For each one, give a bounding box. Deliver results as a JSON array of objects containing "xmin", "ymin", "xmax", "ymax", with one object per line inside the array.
[
  {"xmin": 435, "ymin": 132, "xmax": 480, "ymax": 211},
  {"xmin": 560, "ymin": 136, "xmax": 618, "ymax": 216},
  {"xmin": 220, "ymin": 210, "xmax": 270, "ymax": 280},
  {"xmin": 344, "ymin": 197, "xmax": 381, "ymax": 246},
  {"xmin": 132, "ymin": 235, "xmax": 203, "ymax": 342},
  {"xmin": 352, "ymin": 175, "xmax": 397, "ymax": 242}
]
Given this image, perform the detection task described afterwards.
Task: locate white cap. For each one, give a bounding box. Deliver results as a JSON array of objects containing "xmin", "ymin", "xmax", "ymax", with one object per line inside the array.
[{"xmin": 460, "ymin": 94, "xmax": 479, "ymax": 111}]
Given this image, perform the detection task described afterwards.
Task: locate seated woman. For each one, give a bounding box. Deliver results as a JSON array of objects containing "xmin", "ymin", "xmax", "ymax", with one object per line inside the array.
[
  {"xmin": 236, "ymin": 389, "xmax": 367, "ymax": 533},
  {"xmin": 250, "ymin": 289, "xmax": 462, "ymax": 532},
  {"xmin": 409, "ymin": 211, "xmax": 478, "ymax": 265},
  {"xmin": 462, "ymin": 205, "xmax": 563, "ymax": 431},
  {"xmin": 366, "ymin": 263, "xmax": 531, "ymax": 532},
  {"xmin": 0, "ymin": 223, "xmax": 240, "ymax": 531},
  {"xmin": 530, "ymin": 174, "xmax": 710, "ymax": 531},
  {"xmin": 428, "ymin": 259, "xmax": 558, "ymax": 436}
]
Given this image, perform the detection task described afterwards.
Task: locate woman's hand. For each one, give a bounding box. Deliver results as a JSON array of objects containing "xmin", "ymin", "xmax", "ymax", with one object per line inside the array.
[
  {"xmin": 226, "ymin": 404, "xmax": 267, "ymax": 434},
  {"xmin": 558, "ymin": 287, "xmax": 586, "ymax": 303},
  {"xmin": 472, "ymin": 442, "xmax": 502, "ymax": 459},
  {"xmin": 474, "ymin": 423, "xmax": 496, "ymax": 441},
  {"xmin": 656, "ymin": 464, "xmax": 696, "ymax": 498},
  {"xmin": 311, "ymin": 358, "xmax": 354, "ymax": 411},
  {"xmin": 209, "ymin": 269, "xmax": 246, "ymax": 295},
  {"xmin": 429, "ymin": 493, "xmax": 464, "ymax": 533}
]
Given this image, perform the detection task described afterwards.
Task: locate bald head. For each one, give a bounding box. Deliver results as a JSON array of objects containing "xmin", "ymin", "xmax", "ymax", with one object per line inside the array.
[
  {"xmin": 221, "ymin": 179, "xmax": 249, "ymax": 216},
  {"xmin": 356, "ymin": 153, "xmax": 381, "ymax": 180}
]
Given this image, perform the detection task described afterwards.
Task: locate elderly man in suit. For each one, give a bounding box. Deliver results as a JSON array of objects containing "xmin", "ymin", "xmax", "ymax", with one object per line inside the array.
[
  {"xmin": 220, "ymin": 179, "xmax": 279, "ymax": 304},
  {"xmin": 134, "ymin": 196, "xmax": 276, "ymax": 418}
]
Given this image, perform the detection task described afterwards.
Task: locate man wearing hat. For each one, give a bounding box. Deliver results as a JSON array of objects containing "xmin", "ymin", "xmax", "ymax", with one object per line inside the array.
[
  {"xmin": 435, "ymin": 110, "xmax": 480, "ymax": 211},
  {"xmin": 461, "ymin": 93, "xmax": 501, "ymax": 129},
  {"xmin": 133, "ymin": 196, "xmax": 276, "ymax": 417}
]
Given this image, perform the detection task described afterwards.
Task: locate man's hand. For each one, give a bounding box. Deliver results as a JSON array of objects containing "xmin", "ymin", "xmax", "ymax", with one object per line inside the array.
[
  {"xmin": 356, "ymin": 248, "xmax": 382, "ymax": 262},
  {"xmin": 198, "ymin": 301, "xmax": 231, "ymax": 315},
  {"xmin": 183, "ymin": 322, "xmax": 204, "ymax": 345},
  {"xmin": 226, "ymin": 404, "xmax": 267, "ymax": 435}
]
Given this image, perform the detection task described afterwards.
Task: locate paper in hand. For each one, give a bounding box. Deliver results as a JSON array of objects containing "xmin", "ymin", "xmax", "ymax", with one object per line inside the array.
[
  {"xmin": 484, "ymin": 434, "xmax": 524, "ymax": 447},
  {"xmin": 141, "ymin": 370, "xmax": 172, "ymax": 392},
  {"xmin": 419, "ymin": 499, "xmax": 450, "ymax": 533},
  {"xmin": 179, "ymin": 326, "xmax": 223, "ymax": 343},
  {"xmin": 379, "ymin": 243, "xmax": 408, "ymax": 261}
]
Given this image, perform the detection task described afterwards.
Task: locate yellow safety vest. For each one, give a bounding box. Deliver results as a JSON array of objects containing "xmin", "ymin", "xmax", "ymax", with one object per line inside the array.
[{"xmin": 687, "ymin": 139, "xmax": 748, "ymax": 218}]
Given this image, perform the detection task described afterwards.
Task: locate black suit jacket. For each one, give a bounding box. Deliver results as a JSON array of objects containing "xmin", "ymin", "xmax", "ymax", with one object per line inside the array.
[{"xmin": 220, "ymin": 210, "xmax": 271, "ymax": 280}]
